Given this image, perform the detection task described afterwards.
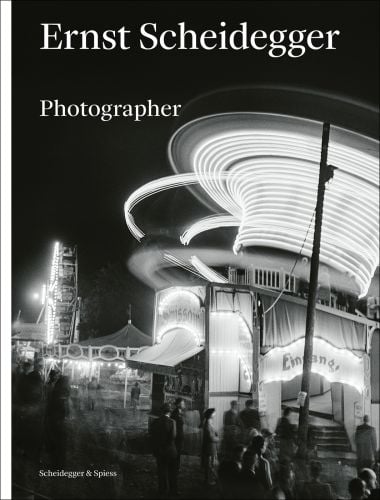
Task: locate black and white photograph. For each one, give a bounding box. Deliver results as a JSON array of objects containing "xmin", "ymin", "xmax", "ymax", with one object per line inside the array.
[{"xmin": 1, "ymin": 1, "xmax": 379, "ymax": 499}]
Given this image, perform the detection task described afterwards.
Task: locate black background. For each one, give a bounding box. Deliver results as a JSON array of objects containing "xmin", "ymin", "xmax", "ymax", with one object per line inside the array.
[{"xmin": 12, "ymin": 0, "xmax": 379, "ymax": 329}]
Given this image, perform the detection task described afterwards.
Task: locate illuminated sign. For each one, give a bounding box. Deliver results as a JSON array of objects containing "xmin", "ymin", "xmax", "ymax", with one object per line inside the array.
[
  {"xmin": 261, "ymin": 336, "xmax": 364, "ymax": 392},
  {"xmin": 155, "ymin": 287, "xmax": 205, "ymax": 344}
]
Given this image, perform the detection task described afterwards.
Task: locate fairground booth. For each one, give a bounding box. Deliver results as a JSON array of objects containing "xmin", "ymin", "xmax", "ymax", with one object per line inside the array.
[
  {"xmin": 12, "ymin": 322, "xmax": 46, "ymax": 363},
  {"xmin": 42, "ymin": 322, "xmax": 152, "ymax": 408},
  {"xmin": 127, "ymin": 282, "xmax": 378, "ymax": 452},
  {"xmin": 123, "ymin": 89, "xmax": 380, "ymax": 454}
]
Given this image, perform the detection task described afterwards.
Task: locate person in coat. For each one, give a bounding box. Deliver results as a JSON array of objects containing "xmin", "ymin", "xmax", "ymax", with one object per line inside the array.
[
  {"xmin": 275, "ymin": 407, "xmax": 296, "ymax": 462},
  {"xmin": 301, "ymin": 460, "xmax": 334, "ymax": 500},
  {"xmin": 348, "ymin": 478, "xmax": 366, "ymax": 500},
  {"xmin": 22, "ymin": 360, "xmax": 44, "ymax": 461},
  {"xmin": 223, "ymin": 400, "xmax": 242, "ymax": 457},
  {"xmin": 201, "ymin": 408, "xmax": 219, "ymax": 486},
  {"xmin": 150, "ymin": 403, "xmax": 178, "ymax": 496},
  {"xmin": 87, "ymin": 376, "xmax": 100, "ymax": 411},
  {"xmin": 250, "ymin": 435, "xmax": 273, "ymax": 492},
  {"xmin": 170, "ymin": 397, "xmax": 186, "ymax": 494},
  {"xmin": 277, "ymin": 461, "xmax": 298, "ymax": 500},
  {"xmin": 224, "ymin": 400, "xmax": 240, "ymax": 427},
  {"xmin": 45, "ymin": 375, "xmax": 71, "ymax": 467},
  {"xmin": 355, "ymin": 415, "xmax": 378, "ymax": 471},
  {"xmin": 262, "ymin": 429, "xmax": 279, "ymax": 479},
  {"xmin": 218, "ymin": 444, "xmax": 245, "ymax": 499},
  {"xmin": 239, "ymin": 399, "xmax": 261, "ymax": 444},
  {"xmin": 239, "ymin": 450, "xmax": 266, "ymax": 499},
  {"xmin": 130, "ymin": 381, "xmax": 141, "ymax": 410}
]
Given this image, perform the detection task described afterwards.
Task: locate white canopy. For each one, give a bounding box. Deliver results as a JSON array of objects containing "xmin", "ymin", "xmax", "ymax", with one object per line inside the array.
[{"xmin": 127, "ymin": 328, "xmax": 204, "ymax": 375}]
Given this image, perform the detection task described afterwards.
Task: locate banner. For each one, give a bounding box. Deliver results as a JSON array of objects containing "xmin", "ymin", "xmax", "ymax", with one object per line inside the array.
[{"xmin": 261, "ymin": 336, "xmax": 364, "ymax": 392}]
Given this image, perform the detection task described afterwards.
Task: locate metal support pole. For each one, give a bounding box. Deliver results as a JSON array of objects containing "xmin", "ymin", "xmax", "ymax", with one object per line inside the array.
[
  {"xmin": 298, "ymin": 123, "xmax": 333, "ymax": 457},
  {"xmin": 123, "ymin": 360, "xmax": 128, "ymax": 409},
  {"xmin": 204, "ymin": 284, "xmax": 211, "ymax": 411},
  {"xmin": 36, "ymin": 303, "xmax": 46, "ymax": 324},
  {"xmin": 89, "ymin": 346, "xmax": 92, "ymax": 379}
]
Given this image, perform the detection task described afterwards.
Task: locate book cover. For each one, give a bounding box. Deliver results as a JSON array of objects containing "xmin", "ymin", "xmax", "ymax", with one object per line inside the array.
[{"xmin": 2, "ymin": 1, "xmax": 379, "ymax": 499}]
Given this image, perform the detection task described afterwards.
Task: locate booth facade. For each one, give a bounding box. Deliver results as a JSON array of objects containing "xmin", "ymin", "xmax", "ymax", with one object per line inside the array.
[
  {"xmin": 259, "ymin": 292, "xmax": 378, "ymax": 450},
  {"xmin": 128, "ymin": 283, "xmax": 379, "ymax": 451},
  {"xmin": 42, "ymin": 322, "xmax": 152, "ymax": 408}
]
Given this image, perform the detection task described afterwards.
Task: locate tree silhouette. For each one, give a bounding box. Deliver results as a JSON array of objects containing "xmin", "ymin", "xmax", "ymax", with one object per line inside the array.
[{"xmin": 78, "ymin": 261, "xmax": 154, "ymax": 340}]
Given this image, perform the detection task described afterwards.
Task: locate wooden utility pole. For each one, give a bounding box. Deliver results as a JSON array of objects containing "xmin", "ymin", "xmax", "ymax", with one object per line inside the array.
[{"xmin": 297, "ymin": 123, "xmax": 335, "ymax": 457}]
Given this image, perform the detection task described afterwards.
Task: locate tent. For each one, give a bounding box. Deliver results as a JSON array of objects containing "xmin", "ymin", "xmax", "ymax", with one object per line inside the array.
[
  {"xmin": 80, "ymin": 322, "xmax": 152, "ymax": 348},
  {"xmin": 78, "ymin": 322, "xmax": 152, "ymax": 408},
  {"xmin": 12, "ymin": 321, "xmax": 46, "ymax": 342}
]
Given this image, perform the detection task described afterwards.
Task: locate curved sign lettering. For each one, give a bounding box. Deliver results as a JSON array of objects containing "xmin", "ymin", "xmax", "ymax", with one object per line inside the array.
[{"xmin": 261, "ymin": 336, "xmax": 364, "ymax": 392}]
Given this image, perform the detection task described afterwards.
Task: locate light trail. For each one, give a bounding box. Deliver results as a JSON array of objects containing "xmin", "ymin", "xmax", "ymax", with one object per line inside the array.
[
  {"xmin": 124, "ymin": 173, "xmax": 200, "ymax": 241},
  {"xmin": 189, "ymin": 255, "xmax": 228, "ymax": 283},
  {"xmin": 180, "ymin": 214, "xmax": 240, "ymax": 245},
  {"xmin": 163, "ymin": 253, "xmax": 205, "ymax": 281},
  {"xmin": 125, "ymin": 114, "xmax": 379, "ymax": 297}
]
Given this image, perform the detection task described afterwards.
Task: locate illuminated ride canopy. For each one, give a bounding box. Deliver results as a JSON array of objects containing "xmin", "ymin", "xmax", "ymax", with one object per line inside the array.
[{"xmin": 124, "ymin": 113, "xmax": 379, "ymax": 298}]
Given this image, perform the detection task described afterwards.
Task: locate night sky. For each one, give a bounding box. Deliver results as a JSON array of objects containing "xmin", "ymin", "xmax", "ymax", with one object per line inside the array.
[{"xmin": 12, "ymin": 1, "xmax": 379, "ymax": 327}]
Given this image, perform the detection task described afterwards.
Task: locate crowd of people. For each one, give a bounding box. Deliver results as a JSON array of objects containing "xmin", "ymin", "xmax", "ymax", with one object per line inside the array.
[
  {"xmin": 150, "ymin": 399, "xmax": 380, "ymax": 500},
  {"xmin": 12, "ymin": 357, "xmax": 380, "ymax": 499},
  {"xmin": 13, "ymin": 359, "xmax": 73, "ymax": 467},
  {"xmin": 13, "ymin": 358, "xmax": 118, "ymax": 467}
]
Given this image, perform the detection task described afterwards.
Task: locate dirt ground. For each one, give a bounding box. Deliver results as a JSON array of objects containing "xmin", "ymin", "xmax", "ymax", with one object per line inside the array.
[{"xmin": 12, "ymin": 404, "xmax": 356, "ymax": 500}]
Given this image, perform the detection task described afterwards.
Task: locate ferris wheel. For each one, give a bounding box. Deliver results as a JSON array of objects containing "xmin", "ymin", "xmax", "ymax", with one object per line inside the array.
[{"xmin": 44, "ymin": 242, "xmax": 80, "ymax": 344}]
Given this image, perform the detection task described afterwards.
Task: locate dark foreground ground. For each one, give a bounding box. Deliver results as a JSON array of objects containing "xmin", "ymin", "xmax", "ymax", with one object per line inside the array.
[{"xmin": 12, "ymin": 404, "xmax": 357, "ymax": 500}]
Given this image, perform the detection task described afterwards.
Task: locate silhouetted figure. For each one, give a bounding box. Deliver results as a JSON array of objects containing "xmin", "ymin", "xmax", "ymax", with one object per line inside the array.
[
  {"xmin": 77, "ymin": 376, "xmax": 87, "ymax": 411},
  {"xmin": 45, "ymin": 369, "xmax": 59, "ymax": 401},
  {"xmin": 13, "ymin": 361, "xmax": 33, "ymax": 454},
  {"xmin": 43, "ymin": 368, "xmax": 60, "ymax": 453},
  {"xmin": 25, "ymin": 363, "xmax": 44, "ymax": 406},
  {"xmin": 201, "ymin": 408, "xmax": 219, "ymax": 486},
  {"xmin": 239, "ymin": 450, "xmax": 266, "ymax": 499},
  {"xmin": 301, "ymin": 460, "xmax": 334, "ymax": 500},
  {"xmin": 250, "ymin": 435, "xmax": 273, "ymax": 492},
  {"xmin": 358, "ymin": 468, "xmax": 380, "ymax": 500},
  {"xmin": 150, "ymin": 403, "xmax": 177, "ymax": 496},
  {"xmin": 239, "ymin": 399, "xmax": 261, "ymax": 444},
  {"xmin": 87, "ymin": 377, "xmax": 99, "ymax": 411},
  {"xmin": 224, "ymin": 400, "xmax": 240, "ymax": 427},
  {"xmin": 307, "ymin": 423, "xmax": 318, "ymax": 459},
  {"xmin": 170, "ymin": 397, "xmax": 186, "ymax": 495},
  {"xmin": 21, "ymin": 361, "xmax": 44, "ymax": 461},
  {"xmin": 348, "ymin": 478, "xmax": 366, "ymax": 500},
  {"xmin": 277, "ymin": 461, "xmax": 298, "ymax": 500},
  {"xmin": 218, "ymin": 444, "xmax": 244, "ymax": 499},
  {"xmin": 355, "ymin": 415, "xmax": 378, "ymax": 471},
  {"xmin": 275, "ymin": 407, "xmax": 296, "ymax": 462},
  {"xmin": 192, "ymin": 374, "xmax": 200, "ymax": 395},
  {"xmin": 45, "ymin": 375, "xmax": 71, "ymax": 467},
  {"xmin": 223, "ymin": 400, "xmax": 242, "ymax": 456},
  {"xmin": 15, "ymin": 361, "xmax": 33, "ymax": 405},
  {"xmin": 262, "ymin": 429, "xmax": 279, "ymax": 479},
  {"xmin": 130, "ymin": 381, "xmax": 141, "ymax": 410}
]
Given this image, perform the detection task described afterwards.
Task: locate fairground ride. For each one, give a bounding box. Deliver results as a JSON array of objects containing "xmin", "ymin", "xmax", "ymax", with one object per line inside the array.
[{"xmin": 43, "ymin": 242, "xmax": 80, "ymax": 344}]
